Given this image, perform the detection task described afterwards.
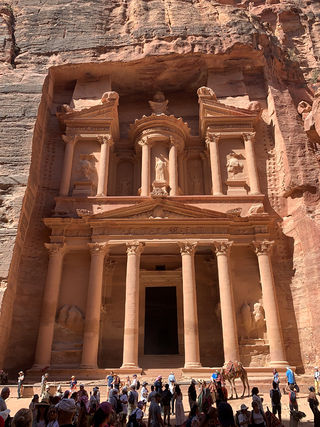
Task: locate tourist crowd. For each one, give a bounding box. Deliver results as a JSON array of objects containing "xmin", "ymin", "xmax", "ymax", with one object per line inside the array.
[{"xmin": 0, "ymin": 366, "xmax": 319, "ymax": 427}]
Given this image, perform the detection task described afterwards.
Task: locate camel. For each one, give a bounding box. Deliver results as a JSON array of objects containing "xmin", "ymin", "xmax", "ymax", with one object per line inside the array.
[{"xmin": 220, "ymin": 360, "xmax": 250, "ymax": 399}]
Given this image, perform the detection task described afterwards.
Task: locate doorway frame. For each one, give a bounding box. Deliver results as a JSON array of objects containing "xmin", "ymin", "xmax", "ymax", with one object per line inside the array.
[{"xmin": 139, "ymin": 269, "xmax": 184, "ymax": 361}]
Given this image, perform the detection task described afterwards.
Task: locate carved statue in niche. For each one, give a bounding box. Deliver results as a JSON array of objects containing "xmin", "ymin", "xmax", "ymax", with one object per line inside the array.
[
  {"xmin": 57, "ymin": 304, "xmax": 84, "ymax": 334},
  {"xmin": 149, "ymin": 91, "xmax": 169, "ymax": 115},
  {"xmin": 226, "ymin": 151, "xmax": 244, "ymax": 179},
  {"xmin": 54, "ymin": 305, "xmax": 84, "ymax": 349},
  {"xmin": 152, "ymin": 155, "xmax": 169, "ymax": 196},
  {"xmin": 73, "ymin": 154, "xmax": 97, "ymax": 196},
  {"xmin": 239, "ymin": 301, "xmax": 266, "ymax": 340},
  {"xmin": 155, "ymin": 156, "xmax": 167, "ymax": 182}
]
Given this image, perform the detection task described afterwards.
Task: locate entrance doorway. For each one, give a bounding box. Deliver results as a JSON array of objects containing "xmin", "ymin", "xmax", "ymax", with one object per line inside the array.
[{"xmin": 144, "ymin": 286, "xmax": 179, "ymax": 354}]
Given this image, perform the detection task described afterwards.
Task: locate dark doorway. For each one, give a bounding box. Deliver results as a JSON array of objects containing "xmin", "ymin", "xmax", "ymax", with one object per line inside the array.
[{"xmin": 144, "ymin": 286, "xmax": 179, "ymax": 354}]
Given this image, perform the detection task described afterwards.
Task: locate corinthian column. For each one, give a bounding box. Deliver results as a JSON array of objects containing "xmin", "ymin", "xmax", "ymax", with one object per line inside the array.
[
  {"xmin": 243, "ymin": 132, "xmax": 261, "ymax": 195},
  {"xmin": 97, "ymin": 135, "xmax": 113, "ymax": 196},
  {"xmin": 139, "ymin": 138, "xmax": 151, "ymax": 197},
  {"xmin": 121, "ymin": 241, "xmax": 144, "ymax": 369},
  {"xmin": 179, "ymin": 241, "xmax": 201, "ymax": 368},
  {"xmin": 169, "ymin": 139, "xmax": 178, "ymax": 196},
  {"xmin": 206, "ymin": 133, "xmax": 223, "ymax": 195},
  {"xmin": 252, "ymin": 241, "xmax": 288, "ymax": 366},
  {"xmin": 213, "ymin": 241, "xmax": 239, "ymax": 362},
  {"xmin": 81, "ymin": 243, "xmax": 108, "ymax": 368},
  {"xmin": 59, "ymin": 135, "xmax": 77, "ymax": 196},
  {"xmin": 33, "ymin": 243, "xmax": 66, "ymax": 368}
]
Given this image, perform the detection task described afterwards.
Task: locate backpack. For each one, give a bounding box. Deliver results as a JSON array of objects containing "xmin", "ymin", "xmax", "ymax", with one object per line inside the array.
[
  {"xmin": 136, "ymin": 380, "xmax": 140, "ymax": 390},
  {"xmin": 128, "ymin": 391, "xmax": 135, "ymax": 405},
  {"xmin": 116, "ymin": 397, "xmax": 123, "ymax": 414},
  {"xmin": 127, "ymin": 411, "xmax": 139, "ymax": 427},
  {"xmin": 271, "ymin": 389, "xmax": 281, "ymax": 405}
]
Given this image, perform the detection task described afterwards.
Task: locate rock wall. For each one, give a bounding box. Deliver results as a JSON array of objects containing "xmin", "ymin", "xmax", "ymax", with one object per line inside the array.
[{"xmin": 0, "ymin": 0, "xmax": 320, "ymax": 373}]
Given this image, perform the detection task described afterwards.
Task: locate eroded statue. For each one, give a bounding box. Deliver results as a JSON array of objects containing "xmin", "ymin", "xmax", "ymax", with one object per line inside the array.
[
  {"xmin": 226, "ymin": 152, "xmax": 244, "ymax": 178},
  {"xmin": 155, "ymin": 156, "xmax": 167, "ymax": 183},
  {"xmin": 149, "ymin": 91, "xmax": 169, "ymax": 114},
  {"xmin": 57, "ymin": 304, "xmax": 84, "ymax": 334}
]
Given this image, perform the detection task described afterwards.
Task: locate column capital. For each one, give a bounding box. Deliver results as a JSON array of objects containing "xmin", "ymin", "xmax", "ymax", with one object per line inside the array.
[
  {"xmin": 62, "ymin": 135, "xmax": 78, "ymax": 145},
  {"xmin": 44, "ymin": 242, "xmax": 66, "ymax": 256},
  {"xmin": 252, "ymin": 240, "xmax": 274, "ymax": 256},
  {"xmin": 206, "ymin": 132, "xmax": 221, "ymax": 147},
  {"xmin": 213, "ymin": 240, "xmax": 233, "ymax": 256},
  {"xmin": 179, "ymin": 241, "xmax": 197, "ymax": 256},
  {"xmin": 126, "ymin": 241, "xmax": 144, "ymax": 256},
  {"xmin": 138, "ymin": 136, "xmax": 151, "ymax": 147},
  {"xmin": 242, "ymin": 132, "xmax": 256, "ymax": 143},
  {"xmin": 88, "ymin": 242, "xmax": 108, "ymax": 255},
  {"xmin": 97, "ymin": 134, "xmax": 114, "ymax": 146}
]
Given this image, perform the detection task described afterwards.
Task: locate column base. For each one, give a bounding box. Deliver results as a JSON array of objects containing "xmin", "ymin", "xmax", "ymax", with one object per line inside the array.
[
  {"xmin": 249, "ymin": 191, "xmax": 262, "ymax": 196},
  {"xmin": 119, "ymin": 365, "xmax": 142, "ymax": 374},
  {"xmin": 213, "ymin": 192, "xmax": 223, "ymax": 196},
  {"xmin": 184, "ymin": 362, "xmax": 202, "ymax": 369},
  {"xmin": 269, "ymin": 360, "xmax": 289, "ymax": 368}
]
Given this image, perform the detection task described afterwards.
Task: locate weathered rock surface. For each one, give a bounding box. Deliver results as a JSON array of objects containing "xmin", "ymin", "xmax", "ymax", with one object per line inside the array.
[{"xmin": 0, "ymin": 0, "xmax": 320, "ymax": 373}]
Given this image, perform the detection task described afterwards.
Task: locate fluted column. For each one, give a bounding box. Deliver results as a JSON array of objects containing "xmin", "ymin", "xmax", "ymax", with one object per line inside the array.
[
  {"xmin": 213, "ymin": 241, "xmax": 239, "ymax": 362},
  {"xmin": 252, "ymin": 241, "xmax": 288, "ymax": 366},
  {"xmin": 121, "ymin": 241, "xmax": 144, "ymax": 369},
  {"xmin": 179, "ymin": 241, "xmax": 201, "ymax": 368},
  {"xmin": 139, "ymin": 138, "xmax": 151, "ymax": 197},
  {"xmin": 243, "ymin": 132, "xmax": 261, "ymax": 195},
  {"xmin": 59, "ymin": 135, "xmax": 77, "ymax": 196},
  {"xmin": 81, "ymin": 243, "xmax": 108, "ymax": 368},
  {"xmin": 33, "ymin": 243, "xmax": 66, "ymax": 368},
  {"xmin": 169, "ymin": 140, "xmax": 178, "ymax": 196},
  {"xmin": 97, "ymin": 135, "xmax": 113, "ymax": 196},
  {"xmin": 206, "ymin": 133, "xmax": 223, "ymax": 195}
]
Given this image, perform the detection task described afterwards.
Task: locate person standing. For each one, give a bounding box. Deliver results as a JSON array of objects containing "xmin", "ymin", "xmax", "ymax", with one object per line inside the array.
[
  {"xmin": 188, "ymin": 380, "xmax": 197, "ymax": 411},
  {"xmin": 140, "ymin": 382, "xmax": 148, "ymax": 411},
  {"xmin": 217, "ymin": 400, "xmax": 235, "ymax": 427},
  {"xmin": 237, "ymin": 404, "xmax": 250, "ymax": 427},
  {"xmin": 120, "ymin": 388, "xmax": 128, "ymax": 427},
  {"xmin": 148, "ymin": 386, "xmax": 157, "ymax": 403},
  {"xmin": 249, "ymin": 401, "xmax": 265, "ymax": 427},
  {"xmin": 168, "ymin": 374, "xmax": 175, "ymax": 416},
  {"xmin": 315, "ymin": 368, "xmax": 320, "ymax": 395},
  {"xmin": 307, "ymin": 386, "xmax": 320, "ymax": 427},
  {"xmin": 106, "ymin": 372, "xmax": 114, "ymax": 397},
  {"xmin": 17, "ymin": 372, "xmax": 24, "ymax": 399},
  {"xmin": 286, "ymin": 367, "xmax": 295, "ymax": 388},
  {"xmin": 70, "ymin": 376, "xmax": 77, "ymax": 393},
  {"xmin": 113, "ymin": 374, "xmax": 121, "ymax": 391},
  {"xmin": 161, "ymin": 384, "xmax": 172, "ymax": 426},
  {"xmin": 251, "ymin": 388, "xmax": 264, "ymax": 414},
  {"xmin": 56, "ymin": 398, "xmax": 76, "ymax": 427},
  {"xmin": 173, "ymin": 385, "xmax": 185, "ymax": 427},
  {"xmin": 148, "ymin": 393, "xmax": 164, "ymax": 427},
  {"xmin": 270, "ymin": 381, "xmax": 282, "ymax": 423},
  {"xmin": 288, "ymin": 384, "xmax": 298, "ymax": 411},
  {"xmin": 0, "ymin": 388, "xmax": 10, "ymax": 411},
  {"xmin": 154, "ymin": 377, "xmax": 162, "ymax": 394},
  {"xmin": 128, "ymin": 385, "xmax": 139, "ymax": 416},
  {"xmin": 273, "ymin": 370, "xmax": 280, "ymax": 389}
]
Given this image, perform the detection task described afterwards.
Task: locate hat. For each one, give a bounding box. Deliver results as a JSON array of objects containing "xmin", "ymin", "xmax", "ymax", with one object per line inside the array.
[
  {"xmin": 93, "ymin": 387, "xmax": 99, "ymax": 391},
  {"xmin": 191, "ymin": 379, "xmax": 196, "ymax": 384},
  {"xmin": 99, "ymin": 402, "xmax": 113, "ymax": 416},
  {"xmin": 56, "ymin": 398, "xmax": 76, "ymax": 413},
  {"xmin": 133, "ymin": 374, "xmax": 137, "ymax": 378},
  {"xmin": 18, "ymin": 371, "xmax": 24, "ymax": 375},
  {"xmin": 71, "ymin": 375, "xmax": 75, "ymax": 379},
  {"xmin": 45, "ymin": 385, "xmax": 50, "ymax": 389},
  {"xmin": 241, "ymin": 404, "xmax": 248, "ymax": 410},
  {"xmin": 142, "ymin": 381, "xmax": 148, "ymax": 386}
]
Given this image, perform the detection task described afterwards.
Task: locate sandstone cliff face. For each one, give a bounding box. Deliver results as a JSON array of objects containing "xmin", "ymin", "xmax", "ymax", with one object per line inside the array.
[{"xmin": 0, "ymin": 0, "xmax": 320, "ymax": 373}]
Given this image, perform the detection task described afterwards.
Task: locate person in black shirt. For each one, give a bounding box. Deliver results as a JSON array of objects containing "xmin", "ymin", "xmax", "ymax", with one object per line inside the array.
[
  {"xmin": 188, "ymin": 380, "xmax": 197, "ymax": 411},
  {"xmin": 162, "ymin": 384, "xmax": 173, "ymax": 426}
]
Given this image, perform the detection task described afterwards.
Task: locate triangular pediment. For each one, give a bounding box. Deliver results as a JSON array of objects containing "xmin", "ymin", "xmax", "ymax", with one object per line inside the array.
[
  {"xmin": 202, "ymin": 100, "xmax": 258, "ymax": 118},
  {"xmin": 85, "ymin": 199, "xmax": 233, "ymax": 221}
]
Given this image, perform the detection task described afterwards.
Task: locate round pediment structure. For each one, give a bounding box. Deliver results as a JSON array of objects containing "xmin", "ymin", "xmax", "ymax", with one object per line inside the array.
[{"xmin": 129, "ymin": 113, "xmax": 191, "ymax": 151}]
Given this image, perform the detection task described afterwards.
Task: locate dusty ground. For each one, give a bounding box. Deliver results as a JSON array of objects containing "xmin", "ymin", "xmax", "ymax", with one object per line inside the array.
[{"xmin": 5, "ymin": 389, "xmax": 315, "ymax": 427}]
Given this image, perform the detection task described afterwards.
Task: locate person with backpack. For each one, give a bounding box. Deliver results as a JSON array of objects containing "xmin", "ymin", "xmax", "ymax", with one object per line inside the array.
[
  {"xmin": 249, "ymin": 401, "xmax": 266, "ymax": 427},
  {"xmin": 127, "ymin": 401, "xmax": 144, "ymax": 427},
  {"xmin": 131, "ymin": 375, "xmax": 141, "ymax": 391},
  {"xmin": 251, "ymin": 388, "xmax": 264, "ymax": 414},
  {"xmin": 270, "ymin": 381, "xmax": 282, "ymax": 423},
  {"xmin": 288, "ymin": 384, "xmax": 298, "ymax": 411},
  {"xmin": 148, "ymin": 393, "xmax": 164, "ymax": 427},
  {"xmin": 128, "ymin": 385, "xmax": 139, "ymax": 417},
  {"xmin": 161, "ymin": 384, "xmax": 173, "ymax": 426}
]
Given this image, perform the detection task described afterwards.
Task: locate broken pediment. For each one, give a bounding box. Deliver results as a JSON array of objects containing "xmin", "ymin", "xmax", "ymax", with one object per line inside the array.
[
  {"xmin": 57, "ymin": 92, "xmax": 120, "ymax": 141},
  {"xmin": 198, "ymin": 86, "xmax": 260, "ymax": 139},
  {"xmin": 81, "ymin": 199, "xmax": 233, "ymax": 221}
]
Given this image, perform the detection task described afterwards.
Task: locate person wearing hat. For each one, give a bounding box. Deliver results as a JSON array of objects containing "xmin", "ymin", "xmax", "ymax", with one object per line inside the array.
[
  {"xmin": 40, "ymin": 374, "xmax": 48, "ymax": 399},
  {"xmin": 237, "ymin": 404, "xmax": 250, "ymax": 427},
  {"xmin": 17, "ymin": 371, "xmax": 24, "ymax": 399},
  {"xmin": 41, "ymin": 385, "xmax": 51, "ymax": 404},
  {"xmin": 90, "ymin": 387, "xmax": 100, "ymax": 413},
  {"xmin": 315, "ymin": 367, "xmax": 320, "ymax": 395},
  {"xmin": 70, "ymin": 376, "xmax": 77, "ymax": 393},
  {"xmin": 56, "ymin": 398, "xmax": 76, "ymax": 427},
  {"xmin": 55, "ymin": 385, "xmax": 63, "ymax": 399},
  {"xmin": 140, "ymin": 382, "xmax": 148, "ymax": 411}
]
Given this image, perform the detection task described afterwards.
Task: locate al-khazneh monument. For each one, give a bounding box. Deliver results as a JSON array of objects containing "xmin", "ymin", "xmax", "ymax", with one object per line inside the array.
[{"xmin": 1, "ymin": 0, "xmax": 320, "ymax": 377}]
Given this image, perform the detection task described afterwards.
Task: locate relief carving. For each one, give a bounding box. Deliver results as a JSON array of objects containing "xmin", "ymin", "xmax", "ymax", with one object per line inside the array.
[
  {"xmin": 148, "ymin": 91, "xmax": 169, "ymax": 115},
  {"xmin": 151, "ymin": 155, "xmax": 169, "ymax": 196},
  {"xmin": 239, "ymin": 301, "xmax": 266, "ymax": 340},
  {"xmin": 247, "ymin": 203, "xmax": 265, "ymax": 215},
  {"xmin": 226, "ymin": 151, "xmax": 244, "ymax": 179},
  {"xmin": 72, "ymin": 154, "xmax": 98, "ymax": 196},
  {"xmin": 54, "ymin": 305, "xmax": 84, "ymax": 350}
]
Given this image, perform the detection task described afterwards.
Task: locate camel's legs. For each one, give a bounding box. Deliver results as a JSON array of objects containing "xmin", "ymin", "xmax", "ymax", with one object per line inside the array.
[
  {"xmin": 228, "ymin": 379, "xmax": 233, "ymax": 399},
  {"xmin": 241, "ymin": 375, "xmax": 246, "ymax": 397},
  {"xmin": 233, "ymin": 377, "xmax": 238, "ymax": 399}
]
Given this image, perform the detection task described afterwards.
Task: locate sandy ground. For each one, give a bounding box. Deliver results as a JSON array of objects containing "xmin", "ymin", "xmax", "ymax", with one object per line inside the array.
[{"xmin": 5, "ymin": 389, "xmax": 315, "ymax": 427}]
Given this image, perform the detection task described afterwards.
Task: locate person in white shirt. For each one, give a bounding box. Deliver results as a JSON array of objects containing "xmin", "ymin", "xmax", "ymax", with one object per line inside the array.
[
  {"xmin": 238, "ymin": 404, "xmax": 250, "ymax": 427},
  {"xmin": 140, "ymin": 382, "xmax": 148, "ymax": 410},
  {"xmin": 120, "ymin": 388, "xmax": 128, "ymax": 426}
]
